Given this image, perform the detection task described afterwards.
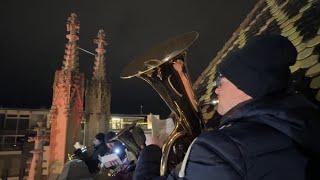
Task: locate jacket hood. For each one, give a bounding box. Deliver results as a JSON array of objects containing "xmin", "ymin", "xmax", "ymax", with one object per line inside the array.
[{"xmin": 220, "ymin": 93, "xmax": 320, "ymax": 156}]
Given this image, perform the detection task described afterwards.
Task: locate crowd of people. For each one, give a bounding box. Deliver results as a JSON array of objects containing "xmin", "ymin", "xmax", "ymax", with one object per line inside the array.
[{"xmin": 65, "ymin": 125, "xmax": 147, "ymax": 180}]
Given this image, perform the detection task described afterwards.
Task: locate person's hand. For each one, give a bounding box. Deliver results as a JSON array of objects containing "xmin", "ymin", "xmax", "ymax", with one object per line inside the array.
[
  {"xmin": 110, "ymin": 159, "xmax": 121, "ymax": 167},
  {"xmin": 103, "ymin": 159, "xmax": 121, "ymax": 168},
  {"xmin": 173, "ymin": 59, "xmax": 184, "ymax": 73},
  {"xmin": 147, "ymin": 135, "xmax": 163, "ymax": 148}
]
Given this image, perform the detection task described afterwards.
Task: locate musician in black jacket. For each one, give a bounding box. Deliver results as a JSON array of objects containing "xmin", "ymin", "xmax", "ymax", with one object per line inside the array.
[
  {"xmin": 134, "ymin": 34, "xmax": 320, "ymax": 180},
  {"xmin": 84, "ymin": 133, "xmax": 109, "ymax": 174}
]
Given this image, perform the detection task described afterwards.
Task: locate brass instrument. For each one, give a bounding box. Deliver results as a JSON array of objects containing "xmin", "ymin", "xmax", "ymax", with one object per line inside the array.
[
  {"xmin": 68, "ymin": 153, "xmax": 75, "ymax": 161},
  {"xmin": 121, "ymin": 31, "xmax": 205, "ymax": 175},
  {"xmin": 109, "ymin": 123, "xmax": 141, "ymax": 158}
]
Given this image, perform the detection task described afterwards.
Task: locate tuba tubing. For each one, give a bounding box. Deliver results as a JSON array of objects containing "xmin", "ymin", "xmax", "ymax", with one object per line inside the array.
[{"xmin": 121, "ymin": 31, "xmax": 205, "ymax": 175}]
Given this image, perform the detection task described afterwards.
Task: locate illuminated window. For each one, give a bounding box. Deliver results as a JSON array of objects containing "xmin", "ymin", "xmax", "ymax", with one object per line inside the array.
[{"xmin": 110, "ymin": 117, "xmax": 122, "ymax": 130}]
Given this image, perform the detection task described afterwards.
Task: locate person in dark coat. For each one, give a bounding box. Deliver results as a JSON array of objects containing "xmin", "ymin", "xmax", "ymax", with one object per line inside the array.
[
  {"xmin": 92, "ymin": 132, "xmax": 109, "ymax": 160},
  {"xmin": 86, "ymin": 132, "xmax": 109, "ymax": 174},
  {"xmin": 133, "ymin": 34, "xmax": 320, "ymax": 180}
]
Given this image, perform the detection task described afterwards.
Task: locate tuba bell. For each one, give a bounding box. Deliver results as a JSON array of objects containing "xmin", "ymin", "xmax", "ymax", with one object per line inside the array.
[{"xmin": 121, "ymin": 31, "xmax": 205, "ymax": 176}]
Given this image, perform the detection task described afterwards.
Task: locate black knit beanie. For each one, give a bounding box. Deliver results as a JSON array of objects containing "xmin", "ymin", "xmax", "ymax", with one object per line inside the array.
[
  {"xmin": 217, "ymin": 34, "xmax": 297, "ymax": 99},
  {"xmin": 104, "ymin": 131, "xmax": 116, "ymax": 143},
  {"xmin": 95, "ymin": 132, "xmax": 105, "ymax": 143}
]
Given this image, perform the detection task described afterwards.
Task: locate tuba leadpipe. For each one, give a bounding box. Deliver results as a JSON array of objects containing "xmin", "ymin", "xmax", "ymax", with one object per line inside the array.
[{"xmin": 121, "ymin": 31, "xmax": 205, "ymax": 176}]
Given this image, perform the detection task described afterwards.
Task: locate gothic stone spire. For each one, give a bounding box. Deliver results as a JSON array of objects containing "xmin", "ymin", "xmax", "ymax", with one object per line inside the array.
[
  {"xmin": 48, "ymin": 13, "xmax": 85, "ymax": 178},
  {"xmin": 93, "ymin": 29, "xmax": 107, "ymax": 80},
  {"xmin": 84, "ymin": 29, "xmax": 111, "ymax": 148},
  {"xmin": 63, "ymin": 13, "xmax": 80, "ymax": 71}
]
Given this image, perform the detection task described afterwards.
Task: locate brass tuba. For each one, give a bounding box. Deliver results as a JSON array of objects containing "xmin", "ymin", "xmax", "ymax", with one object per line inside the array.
[{"xmin": 121, "ymin": 31, "xmax": 205, "ymax": 176}]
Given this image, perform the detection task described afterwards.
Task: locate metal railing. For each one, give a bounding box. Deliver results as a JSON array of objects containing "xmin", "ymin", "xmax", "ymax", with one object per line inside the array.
[{"xmin": 0, "ymin": 134, "xmax": 25, "ymax": 151}]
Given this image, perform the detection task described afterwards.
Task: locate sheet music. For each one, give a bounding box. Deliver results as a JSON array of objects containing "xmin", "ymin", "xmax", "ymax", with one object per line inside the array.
[{"xmin": 99, "ymin": 153, "xmax": 123, "ymax": 168}]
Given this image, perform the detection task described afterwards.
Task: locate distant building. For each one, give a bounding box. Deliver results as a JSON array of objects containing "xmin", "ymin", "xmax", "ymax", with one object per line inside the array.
[
  {"xmin": 108, "ymin": 113, "xmax": 154, "ymax": 133},
  {"xmin": 0, "ymin": 108, "xmax": 49, "ymax": 180}
]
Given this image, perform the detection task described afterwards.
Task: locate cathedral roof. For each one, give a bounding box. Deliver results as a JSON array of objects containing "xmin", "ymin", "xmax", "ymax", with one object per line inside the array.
[{"xmin": 195, "ymin": 0, "xmax": 320, "ymax": 121}]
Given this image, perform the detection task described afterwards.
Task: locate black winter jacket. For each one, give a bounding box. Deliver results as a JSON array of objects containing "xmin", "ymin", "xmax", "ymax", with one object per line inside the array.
[
  {"xmin": 86, "ymin": 143, "xmax": 109, "ymax": 174},
  {"xmin": 134, "ymin": 93, "xmax": 320, "ymax": 180}
]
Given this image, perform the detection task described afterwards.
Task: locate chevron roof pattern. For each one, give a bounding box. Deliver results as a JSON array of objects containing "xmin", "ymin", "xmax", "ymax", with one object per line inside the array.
[{"xmin": 195, "ymin": 0, "xmax": 320, "ymax": 122}]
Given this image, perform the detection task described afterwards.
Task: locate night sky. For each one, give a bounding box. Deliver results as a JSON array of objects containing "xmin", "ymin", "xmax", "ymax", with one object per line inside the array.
[{"xmin": 0, "ymin": 0, "xmax": 257, "ymax": 118}]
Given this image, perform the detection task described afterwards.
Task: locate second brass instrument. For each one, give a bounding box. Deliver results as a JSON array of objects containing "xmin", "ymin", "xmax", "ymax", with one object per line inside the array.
[{"xmin": 109, "ymin": 123, "xmax": 141, "ymax": 158}]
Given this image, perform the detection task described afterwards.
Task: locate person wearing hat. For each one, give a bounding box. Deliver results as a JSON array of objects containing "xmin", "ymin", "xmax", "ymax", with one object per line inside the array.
[
  {"xmin": 104, "ymin": 131, "xmax": 128, "ymax": 160},
  {"xmin": 104, "ymin": 131, "xmax": 117, "ymax": 152},
  {"xmin": 85, "ymin": 132, "xmax": 109, "ymax": 174},
  {"xmin": 105, "ymin": 131, "xmax": 117, "ymax": 143},
  {"xmin": 133, "ymin": 34, "xmax": 320, "ymax": 180},
  {"xmin": 92, "ymin": 133, "xmax": 108, "ymax": 160}
]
